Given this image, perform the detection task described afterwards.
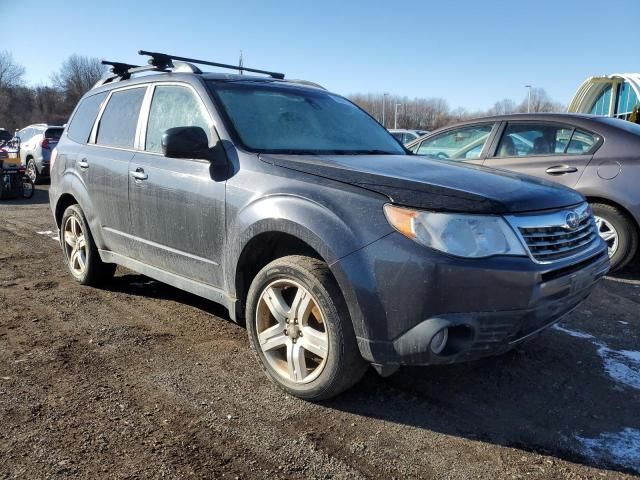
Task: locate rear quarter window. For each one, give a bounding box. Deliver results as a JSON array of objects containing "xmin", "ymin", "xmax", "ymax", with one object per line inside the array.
[
  {"xmin": 44, "ymin": 128, "xmax": 63, "ymax": 140},
  {"xmin": 67, "ymin": 92, "xmax": 108, "ymax": 143}
]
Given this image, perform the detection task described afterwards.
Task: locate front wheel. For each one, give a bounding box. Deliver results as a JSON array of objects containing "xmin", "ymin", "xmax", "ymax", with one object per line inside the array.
[
  {"xmin": 61, "ymin": 204, "xmax": 116, "ymax": 285},
  {"xmin": 592, "ymin": 203, "xmax": 638, "ymax": 271},
  {"xmin": 246, "ymin": 255, "xmax": 367, "ymax": 400}
]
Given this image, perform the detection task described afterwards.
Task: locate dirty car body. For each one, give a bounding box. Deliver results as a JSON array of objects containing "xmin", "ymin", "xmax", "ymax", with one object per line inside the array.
[{"xmin": 49, "ymin": 64, "xmax": 608, "ymax": 398}]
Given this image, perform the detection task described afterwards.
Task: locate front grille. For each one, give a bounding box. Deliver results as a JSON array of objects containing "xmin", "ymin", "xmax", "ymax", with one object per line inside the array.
[{"xmin": 506, "ymin": 203, "xmax": 600, "ymax": 263}]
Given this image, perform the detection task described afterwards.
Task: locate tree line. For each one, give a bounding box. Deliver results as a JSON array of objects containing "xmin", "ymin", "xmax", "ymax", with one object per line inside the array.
[
  {"xmin": 348, "ymin": 90, "xmax": 565, "ymax": 131},
  {"xmin": 0, "ymin": 50, "xmax": 106, "ymax": 132},
  {"xmin": 1, "ymin": 49, "xmax": 565, "ymax": 134}
]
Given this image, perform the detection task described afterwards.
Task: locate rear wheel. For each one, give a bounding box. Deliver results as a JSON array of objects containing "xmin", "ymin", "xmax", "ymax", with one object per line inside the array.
[
  {"xmin": 61, "ymin": 204, "xmax": 116, "ymax": 285},
  {"xmin": 591, "ymin": 203, "xmax": 638, "ymax": 271},
  {"xmin": 246, "ymin": 255, "xmax": 367, "ymax": 400}
]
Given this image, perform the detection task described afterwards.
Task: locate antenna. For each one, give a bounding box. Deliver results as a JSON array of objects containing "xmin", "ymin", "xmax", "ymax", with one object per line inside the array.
[
  {"xmin": 138, "ymin": 50, "xmax": 284, "ymax": 79},
  {"xmin": 239, "ymin": 50, "xmax": 244, "ymax": 76}
]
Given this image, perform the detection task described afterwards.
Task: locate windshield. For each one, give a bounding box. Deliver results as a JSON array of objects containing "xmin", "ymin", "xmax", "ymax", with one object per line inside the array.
[{"xmin": 208, "ymin": 82, "xmax": 405, "ymax": 155}]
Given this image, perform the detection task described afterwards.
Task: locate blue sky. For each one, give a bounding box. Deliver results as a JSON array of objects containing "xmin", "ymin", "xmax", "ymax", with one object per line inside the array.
[{"xmin": 1, "ymin": 0, "xmax": 638, "ymax": 110}]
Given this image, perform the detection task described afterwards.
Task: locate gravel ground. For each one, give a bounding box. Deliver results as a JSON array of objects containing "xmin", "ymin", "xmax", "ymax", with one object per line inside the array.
[{"xmin": 1, "ymin": 186, "xmax": 639, "ymax": 479}]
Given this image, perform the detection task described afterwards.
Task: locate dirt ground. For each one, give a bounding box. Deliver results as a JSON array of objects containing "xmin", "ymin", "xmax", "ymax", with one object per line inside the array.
[{"xmin": 1, "ymin": 186, "xmax": 639, "ymax": 479}]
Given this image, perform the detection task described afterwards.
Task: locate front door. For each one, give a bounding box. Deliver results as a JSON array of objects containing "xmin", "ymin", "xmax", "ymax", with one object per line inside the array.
[
  {"xmin": 128, "ymin": 83, "xmax": 226, "ymax": 287},
  {"xmin": 483, "ymin": 122, "xmax": 599, "ymax": 188}
]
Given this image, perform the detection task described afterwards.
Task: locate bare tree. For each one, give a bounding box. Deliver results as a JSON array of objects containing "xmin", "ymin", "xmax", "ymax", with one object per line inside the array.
[
  {"xmin": 52, "ymin": 54, "xmax": 107, "ymax": 107},
  {"xmin": 0, "ymin": 50, "xmax": 25, "ymax": 89}
]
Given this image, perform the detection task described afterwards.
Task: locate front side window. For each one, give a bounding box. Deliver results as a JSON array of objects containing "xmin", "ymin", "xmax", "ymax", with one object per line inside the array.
[
  {"xmin": 145, "ymin": 85, "xmax": 213, "ymax": 154},
  {"xmin": 67, "ymin": 92, "xmax": 107, "ymax": 143},
  {"xmin": 416, "ymin": 125, "xmax": 493, "ymax": 160},
  {"xmin": 96, "ymin": 88, "xmax": 146, "ymax": 149},
  {"xmin": 495, "ymin": 123, "xmax": 597, "ymax": 157},
  {"xmin": 208, "ymin": 81, "xmax": 405, "ymax": 155}
]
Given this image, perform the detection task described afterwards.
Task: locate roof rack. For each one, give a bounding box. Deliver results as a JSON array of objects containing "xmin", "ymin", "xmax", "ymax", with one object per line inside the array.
[{"xmin": 138, "ymin": 50, "xmax": 285, "ymax": 79}]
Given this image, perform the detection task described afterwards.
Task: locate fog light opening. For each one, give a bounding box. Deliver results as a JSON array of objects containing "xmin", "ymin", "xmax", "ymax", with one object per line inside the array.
[{"xmin": 430, "ymin": 328, "xmax": 449, "ymax": 355}]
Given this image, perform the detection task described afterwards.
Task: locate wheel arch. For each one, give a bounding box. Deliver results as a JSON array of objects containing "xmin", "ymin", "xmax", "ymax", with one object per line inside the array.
[{"xmin": 585, "ymin": 195, "xmax": 640, "ymax": 233}]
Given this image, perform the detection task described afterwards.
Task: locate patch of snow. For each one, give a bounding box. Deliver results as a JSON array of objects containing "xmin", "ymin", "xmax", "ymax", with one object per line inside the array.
[
  {"xmin": 551, "ymin": 324, "xmax": 595, "ymax": 339},
  {"xmin": 577, "ymin": 428, "xmax": 640, "ymax": 473},
  {"xmin": 597, "ymin": 346, "xmax": 640, "ymax": 390}
]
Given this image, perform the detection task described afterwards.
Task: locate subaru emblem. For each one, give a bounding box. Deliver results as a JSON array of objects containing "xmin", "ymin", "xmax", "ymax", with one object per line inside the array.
[{"xmin": 566, "ymin": 211, "xmax": 580, "ymax": 230}]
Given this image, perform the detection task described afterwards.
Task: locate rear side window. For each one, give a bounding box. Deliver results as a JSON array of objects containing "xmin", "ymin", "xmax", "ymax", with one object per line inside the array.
[
  {"xmin": 96, "ymin": 88, "xmax": 146, "ymax": 149},
  {"xmin": 67, "ymin": 92, "xmax": 107, "ymax": 143},
  {"xmin": 495, "ymin": 123, "xmax": 598, "ymax": 157}
]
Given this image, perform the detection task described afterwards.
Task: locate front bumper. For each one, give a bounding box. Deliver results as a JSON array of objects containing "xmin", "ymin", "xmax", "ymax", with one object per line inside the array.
[{"xmin": 332, "ymin": 231, "xmax": 609, "ymax": 366}]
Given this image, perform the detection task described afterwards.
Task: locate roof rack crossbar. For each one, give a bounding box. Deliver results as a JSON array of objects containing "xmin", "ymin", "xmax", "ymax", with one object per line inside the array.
[
  {"xmin": 101, "ymin": 60, "xmax": 141, "ymax": 77},
  {"xmin": 138, "ymin": 50, "xmax": 285, "ymax": 79}
]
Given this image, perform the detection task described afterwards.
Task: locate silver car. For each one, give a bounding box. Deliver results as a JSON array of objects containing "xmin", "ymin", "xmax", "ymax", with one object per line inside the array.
[
  {"xmin": 14, "ymin": 124, "xmax": 64, "ymax": 183},
  {"xmin": 407, "ymin": 113, "xmax": 640, "ymax": 270}
]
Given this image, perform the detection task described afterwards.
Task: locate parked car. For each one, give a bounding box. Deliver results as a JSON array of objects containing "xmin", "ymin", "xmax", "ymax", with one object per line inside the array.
[
  {"xmin": 389, "ymin": 128, "xmax": 429, "ymax": 144},
  {"xmin": 407, "ymin": 113, "xmax": 640, "ymax": 270},
  {"xmin": 50, "ymin": 53, "xmax": 608, "ymax": 400},
  {"xmin": 0, "ymin": 128, "xmax": 12, "ymax": 145},
  {"xmin": 13, "ymin": 124, "xmax": 64, "ymax": 183}
]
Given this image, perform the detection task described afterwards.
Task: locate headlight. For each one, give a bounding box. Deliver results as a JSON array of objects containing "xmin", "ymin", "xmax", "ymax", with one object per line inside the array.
[{"xmin": 384, "ymin": 204, "xmax": 526, "ymax": 258}]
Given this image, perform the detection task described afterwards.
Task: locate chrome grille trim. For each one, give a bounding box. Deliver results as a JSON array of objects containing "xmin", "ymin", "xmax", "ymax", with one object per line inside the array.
[{"xmin": 505, "ymin": 203, "xmax": 602, "ymax": 264}]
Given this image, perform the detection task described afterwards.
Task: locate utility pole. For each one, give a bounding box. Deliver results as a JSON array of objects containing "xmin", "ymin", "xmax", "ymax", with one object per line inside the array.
[
  {"xmin": 525, "ymin": 85, "xmax": 532, "ymax": 113},
  {"xmin": 394, "ymin": 103, "xmax": 402, "ymax": 129},
  {"xmin": 382, "ymin": 93, "xmax": 389, "ymax": 127}
]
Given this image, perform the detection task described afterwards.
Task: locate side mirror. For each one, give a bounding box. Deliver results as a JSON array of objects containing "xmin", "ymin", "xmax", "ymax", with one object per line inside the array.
[{"xmin": 161, "ymin": 126, "xmax": 213, "ymax": 161}]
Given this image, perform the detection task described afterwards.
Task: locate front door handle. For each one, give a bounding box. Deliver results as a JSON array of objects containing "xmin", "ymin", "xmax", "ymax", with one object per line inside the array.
[
  {"xmin": 78, "ymin": 158, "xmax": 89, "ymax": 169},
  {"xmin": 130, "ymin": 167, "xmax": 148, "ymax": 181},
  {"xmin": 545, "ymin": 165, "xmax": 578, "ymax": 175}
]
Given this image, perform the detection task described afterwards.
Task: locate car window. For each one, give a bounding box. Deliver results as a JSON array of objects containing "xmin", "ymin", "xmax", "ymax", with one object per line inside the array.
[
  {"xmin": 145, "ymin": 85, "xmax": 212, "ymax": 154},
  {"xmin": 391, "ymin": 132, "xmax": 404, "ymax": 142},
  {"xmin": 96, "ymin": 88, "xmax": 146, "ymax": 149},
  {"xmin": 416, "ymin": 125, "xmax": 492, "ymax": 160},
  {"xmin": 495, "ymin": 123, "xmax": 595, "ymax": 157},
  {"xmin": 67, "ymin": 92, "xmax": 108, "ymax": 143},
  {"xmin": 44, "ymin": 128, "xmax": 63, "ymax": 140}
]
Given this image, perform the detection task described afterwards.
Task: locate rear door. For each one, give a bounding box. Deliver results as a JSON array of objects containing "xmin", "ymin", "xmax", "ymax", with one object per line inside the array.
[
  {"xmin": 482, "ymin": 121, "xmax": 600, "ymax": 188},
  {"xmin": 127, "ymin": 82, "xmax": 226, "ymax": 287},
  {"xmin": 80, "ymin": 85, "xmax": 147, "ymax": 253}
]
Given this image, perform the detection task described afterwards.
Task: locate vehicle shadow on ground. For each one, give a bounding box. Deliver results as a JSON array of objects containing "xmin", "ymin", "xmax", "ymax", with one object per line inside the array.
[
  {"xmin": 327, "ymin": 324, "xmax": 639, "ymax": 475},
  {"xmin": 104, "ymin": 271, "xmax": 638, "ymax": 475},
  {"xmin": 106, "ymin": 272, "xmax": 232, "ymax": 321},
  {"xmin": 0, "ymin": 185, "xmax": 50, "ymax": 205}
]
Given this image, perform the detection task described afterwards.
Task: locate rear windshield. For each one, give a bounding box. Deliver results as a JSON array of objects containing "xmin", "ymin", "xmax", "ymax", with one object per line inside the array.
[
  {"xmin": 207, "ymin": 81, "xmax": 405, "ymax": 155},
  {"xmin": 44, "ymin": 128, "xmax": 63, "ymax": 140},
  {"xmin": 595, "ymin": 117, "xmax": 640, "ymax": 136}
]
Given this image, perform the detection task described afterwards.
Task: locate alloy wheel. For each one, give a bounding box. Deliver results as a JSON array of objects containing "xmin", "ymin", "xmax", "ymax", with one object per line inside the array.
[
  {"xmin": 63, "ymin": 215, "xmax": 88, "ymax": 276},
  {"xmin": 27, "ymin": 161, "xmax": 37, "ymax": 183},
  {"xmin": 595, "ymin": 215, "xmax": 619, "ymax": 258},
  {"xmin": 255, "ymin": 279, "xmax": 328, "ymax": 384}
]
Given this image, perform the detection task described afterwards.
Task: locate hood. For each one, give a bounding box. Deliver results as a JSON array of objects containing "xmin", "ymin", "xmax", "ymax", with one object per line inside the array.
[{"xmin": 261, "ymin": 154, "xmax": 585, "ymax": 214}]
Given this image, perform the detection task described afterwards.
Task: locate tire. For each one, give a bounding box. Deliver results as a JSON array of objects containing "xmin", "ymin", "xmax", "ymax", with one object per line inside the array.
[
  {"xmin": 26, "ymin": 158, "xmax": 41, "ymax": 185},
  {"xmin": 591, "ymin": 203, "xmax": 638, "ymax": 271},
  {"xmin": 246, "ymin": 255, "xmax": 367, "ymax": 401},
  {"xmin": 60, "ymin": 204, "xmax": 116, "ymax": 286},
  {"xmin": 21, "ymin": 176, "xmax": 34, "ymax": 199}
]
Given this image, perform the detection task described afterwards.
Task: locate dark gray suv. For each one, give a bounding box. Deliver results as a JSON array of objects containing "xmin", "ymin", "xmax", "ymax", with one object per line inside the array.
[{"xmin": 49, "ymin": 52, "xmax": 609, "ymax": 400}]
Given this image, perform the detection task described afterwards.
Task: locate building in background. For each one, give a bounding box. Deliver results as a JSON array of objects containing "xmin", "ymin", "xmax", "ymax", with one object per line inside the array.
[{"xmin": 568, "ymin": 74, "xmax": 640, "ymax": 120}]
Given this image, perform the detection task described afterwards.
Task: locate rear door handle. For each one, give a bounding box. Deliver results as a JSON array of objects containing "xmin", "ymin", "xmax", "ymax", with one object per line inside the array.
[
  {"xmin": 545, "ymin": 165, "xmax": 578, "ymax": 175},
  {"xmin": 78, "ymin": 158, "xmax": 89, "ymax": 169},
  {"xmin": 130, "ymin": 167, "xmax": 148, "ymax": 181}
]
